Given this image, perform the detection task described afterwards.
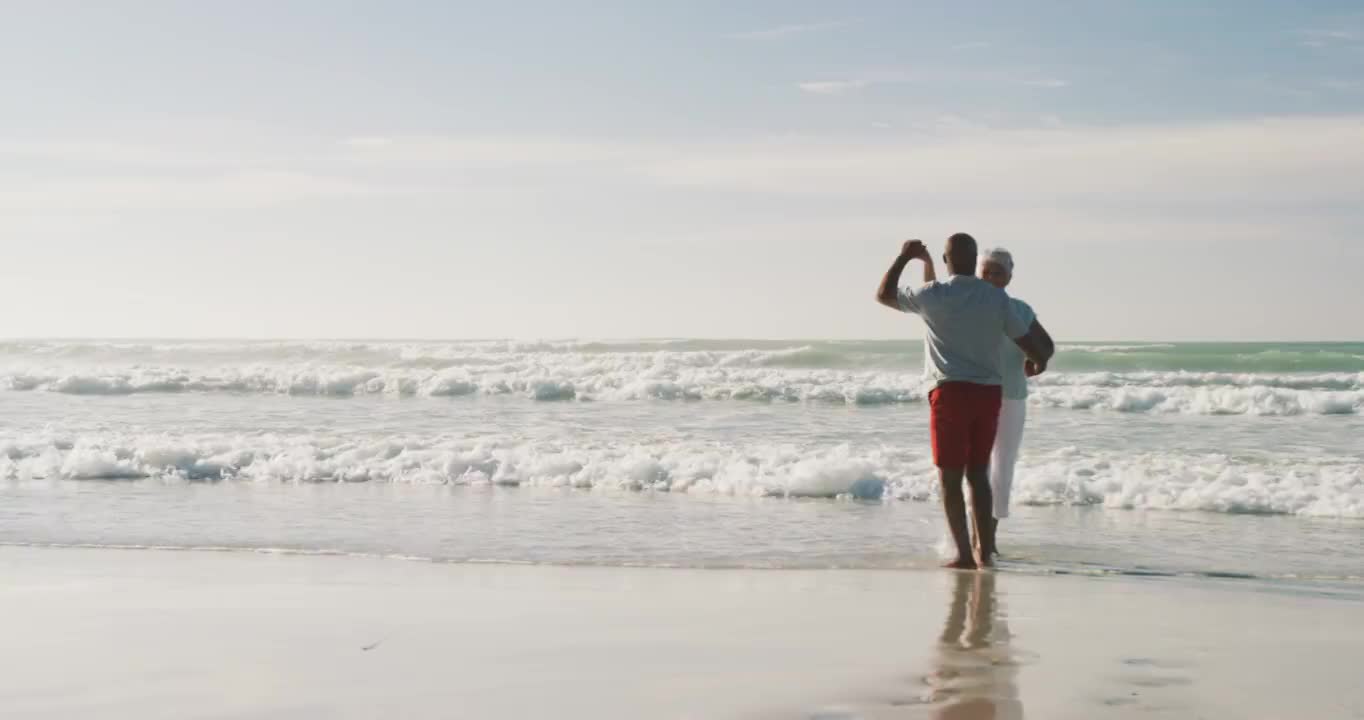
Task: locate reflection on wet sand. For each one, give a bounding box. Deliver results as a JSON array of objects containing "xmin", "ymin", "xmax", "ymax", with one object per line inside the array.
[
  {"xmin": 923, "ymin": 572, "xmax": 1025, "ymax": 719},
  {"xmin": 793, "ymin": 573, "xmax": 1027, "ymax": 720}
]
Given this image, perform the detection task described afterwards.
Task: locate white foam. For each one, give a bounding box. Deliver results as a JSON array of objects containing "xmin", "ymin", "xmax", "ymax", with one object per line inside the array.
[
  {"xmin": 0, "ymin": 360, "xmax": 933, "ymax": 404},
  {"xmin": 3, "ymin": 361, "xmax": 1359, "ymax": 415},
  {"xmin": 1031, "ymin": 383, "xmax": 1362, "ymax": 415},
  {"xmin": 1009, "ymin": 447, "xmax": 1364, "ymax": 518},
  {"xmin": 1035, "ymin": 370, "xmax": 1364, "ymax": 391},
  {"xmin": 0, "ymin": 433, "xmax": 903, "ymax": 500},
  {"xmin": 2, "ymin": 340, "xmax": 1360, "ymax": 415},
  {"xmin": 2, "ymin": 432, "xmax": 1359, "ymax": 518}
]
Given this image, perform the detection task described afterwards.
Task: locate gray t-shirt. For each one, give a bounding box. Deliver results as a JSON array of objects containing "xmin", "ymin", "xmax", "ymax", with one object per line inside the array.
[
  {"xmin": 1000, "ymin": 298, "xmax": 1037, "ymax": 399},
  {"xmin": 898, "ymin": 274, "xmax": 1032, "ymax": 388}
]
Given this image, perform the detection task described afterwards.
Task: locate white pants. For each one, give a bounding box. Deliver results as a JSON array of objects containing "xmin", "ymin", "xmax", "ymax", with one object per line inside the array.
[{"xmin": 990, "ymin": 398, "xmax": 1027, "ymax": 519}]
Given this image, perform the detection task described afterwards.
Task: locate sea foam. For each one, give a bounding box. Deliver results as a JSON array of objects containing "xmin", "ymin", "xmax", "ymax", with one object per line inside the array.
[
  {"xmin": 2, "ymin": 361, "xmax": 1359, "ymax": 415},
  {"xmin": 3, "ymin": 432, "xmax": 1359, "ymax": 518}
]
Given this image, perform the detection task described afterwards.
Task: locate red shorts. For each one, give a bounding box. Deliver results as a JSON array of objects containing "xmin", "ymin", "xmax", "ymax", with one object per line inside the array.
[{"xmin": 928, "ymin": 382, "xmax": 1003, "ymax": 468}]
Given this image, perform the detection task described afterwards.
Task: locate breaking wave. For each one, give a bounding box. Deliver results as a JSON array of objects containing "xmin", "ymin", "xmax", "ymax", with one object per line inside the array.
[
  {"xmin": 2, "ymin": 433, "xmax": 1359, "ymax": 518},
  {"xmin": 2, "ymin": 364, "xmax": 1360, "ymax": 415}
]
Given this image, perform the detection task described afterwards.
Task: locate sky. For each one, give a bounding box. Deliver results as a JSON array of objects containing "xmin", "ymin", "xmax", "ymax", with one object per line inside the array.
[{"xmin": 2, "ymin": 0, "xmax": 1362, "ymax": 341}]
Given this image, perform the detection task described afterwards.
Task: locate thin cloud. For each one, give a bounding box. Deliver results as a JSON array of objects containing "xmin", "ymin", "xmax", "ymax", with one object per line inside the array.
[
  {"xmin": 799, "ymin": 68, "xmax": 1068, "ymax": 95},
  {"xmin": 798, "ymin": 69, "xmax": 915, "ymax": 95},
  {"xmin": 633, "ymin": 117, "xmax": 1364, "ymax": 204},
  {"xmin": 15, "ymin": 116, "xmax": 1362, "ymax": 214},
  {"xmin": 727, "ymin": 19, "xmax": 853, "ymax": 40},
  {"xmin": 1299, "ymin": 28, "xmax": 1361, "ymax": 48},
  {"xmin": 798, "ymin": 79, "xmax": 870, "ymax": 95},
  {"xmin": 1022, "ymin": 78, "xmax": 1070, "ymax": 88},
  {"xmin": 342, "ymin": 136, "xmax": 395, "ymax": 149},
  {"xmin": 1317, "ymin": 77, "xmax": 1363, "ymax": 92},
  {"xmin": 951, "ymin": 41, "xmax": 992, "ymax": 51},
  {"xmin": 0, "ymin": 171, "xmax": 387, "ymax": 212},
  {"xmin": 0, "ymin": 139, "xmax": 267, "ymax": 170},
  {"xmin": 317, "ymin": 115, "xmax": 1364, "ymax": 208}
]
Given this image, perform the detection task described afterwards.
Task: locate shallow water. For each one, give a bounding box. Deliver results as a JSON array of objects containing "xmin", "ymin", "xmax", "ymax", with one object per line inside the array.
[{"xmin": 1, "ymin": 340, "xmax": 1360, "ymax": 595}]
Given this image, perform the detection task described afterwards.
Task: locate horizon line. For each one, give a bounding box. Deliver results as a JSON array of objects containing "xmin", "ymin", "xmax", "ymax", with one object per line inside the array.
[{"xmin": 2, "ymin": 336, "xmax": 1360, "ymax": 345}]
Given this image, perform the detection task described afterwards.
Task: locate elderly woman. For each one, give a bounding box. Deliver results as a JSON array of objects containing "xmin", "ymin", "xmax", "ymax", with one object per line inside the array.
[{"xmin": 978, "ymin": 248, "xmax": 1043, "ymax": 554}]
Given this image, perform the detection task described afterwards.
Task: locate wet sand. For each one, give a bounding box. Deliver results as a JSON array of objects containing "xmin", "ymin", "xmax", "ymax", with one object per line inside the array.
[{"xmin": 0, "ymin": 547, "xmax": 1360, "ymax": 719}]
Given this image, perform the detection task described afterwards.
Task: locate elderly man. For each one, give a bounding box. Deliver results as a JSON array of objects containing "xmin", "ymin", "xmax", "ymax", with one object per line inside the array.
[{"xmin": 876, "ymin": 233, "xmax": 1054, "ymax": 569}]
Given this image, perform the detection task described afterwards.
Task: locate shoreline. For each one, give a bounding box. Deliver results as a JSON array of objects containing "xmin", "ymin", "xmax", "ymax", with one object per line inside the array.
[
  {"xmin": 2, "ymin": 546, "xmax": 1361, "ymax": 719},
  {"xmin": 3, "ymin": 537, "xmax": 1362, "ymax": 587}
]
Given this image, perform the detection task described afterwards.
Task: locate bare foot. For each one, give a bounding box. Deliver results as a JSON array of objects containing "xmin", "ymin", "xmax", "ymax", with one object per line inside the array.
[{"xmin": 943, "ymin": 558, "xmax": 977, "ymax": 570}]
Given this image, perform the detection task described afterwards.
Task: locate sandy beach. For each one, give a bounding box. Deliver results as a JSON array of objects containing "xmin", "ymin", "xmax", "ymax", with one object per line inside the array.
[
  {"xmin": 1, "ymin": 546, "xmax": 1359, "ymax": 719},
  {"xmin": 6, "ymin": 0, "xmax": 1364, "ymax": 716}
]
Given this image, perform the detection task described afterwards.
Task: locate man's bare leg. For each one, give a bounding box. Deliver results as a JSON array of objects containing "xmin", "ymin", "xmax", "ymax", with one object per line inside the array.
[
  {"xmin": 938, "ymin": 466, "xmax": 975, "ymax": 569},
  {"xmin": 965, "ymin": 465, "xmax": 996, "ymax": 566}
]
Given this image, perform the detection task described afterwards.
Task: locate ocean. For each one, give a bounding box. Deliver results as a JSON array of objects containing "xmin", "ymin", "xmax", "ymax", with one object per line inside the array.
[{"xmin": 1, "ymin": 339, "xmax": 1361, "ymax": 591}]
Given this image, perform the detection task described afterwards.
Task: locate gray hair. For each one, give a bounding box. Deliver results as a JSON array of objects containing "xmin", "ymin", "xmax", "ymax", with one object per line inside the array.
[{"xmin": 978, "ymin": 247, "xmax": 1014, "ymax": 274}]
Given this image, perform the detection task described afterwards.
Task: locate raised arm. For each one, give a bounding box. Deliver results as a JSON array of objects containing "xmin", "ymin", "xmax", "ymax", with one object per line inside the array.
[
  {"xmin": 876, "ymin": 240, "xmax": 929, "ymax": 311},
  {"xmin": 921, "ymin": 254, "xmax": 937, "ymax": 283}
]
